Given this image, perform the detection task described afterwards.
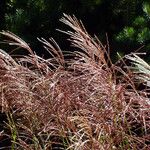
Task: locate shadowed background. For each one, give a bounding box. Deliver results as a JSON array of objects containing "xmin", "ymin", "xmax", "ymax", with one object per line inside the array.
[{"xmin": 0, "ymin": 0, "xmax": 150, "ymax": 61}]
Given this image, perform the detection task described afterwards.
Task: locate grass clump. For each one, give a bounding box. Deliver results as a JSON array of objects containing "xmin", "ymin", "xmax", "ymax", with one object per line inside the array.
[{"xmin": 0, "ymin": 14, "xmax": 150, "ymax": 150}]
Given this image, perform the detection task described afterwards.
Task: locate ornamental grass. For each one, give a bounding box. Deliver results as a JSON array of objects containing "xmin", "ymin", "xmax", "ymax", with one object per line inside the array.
[{"xmin": 0, "ymin": 14, "xmax": 149, "ymax": 150}]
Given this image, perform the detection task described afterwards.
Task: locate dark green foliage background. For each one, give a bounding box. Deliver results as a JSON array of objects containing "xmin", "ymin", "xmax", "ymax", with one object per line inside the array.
[{"xmin": 0, "ymin": 0, "xmax": 150, "ymax": 61}]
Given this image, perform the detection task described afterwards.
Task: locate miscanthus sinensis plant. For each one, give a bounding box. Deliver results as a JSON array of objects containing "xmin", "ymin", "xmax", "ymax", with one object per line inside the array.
[{"xmin": 0, "ymin": 14, "xmax": 150, "ymax": 150}]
